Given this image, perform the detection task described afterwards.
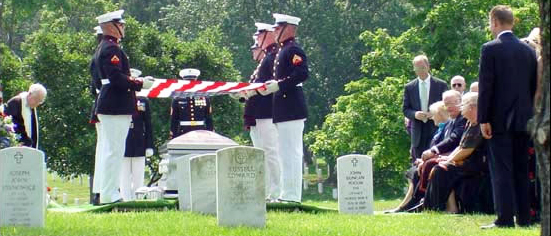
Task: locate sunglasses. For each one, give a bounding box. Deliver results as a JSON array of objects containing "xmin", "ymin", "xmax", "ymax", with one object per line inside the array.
[{"xmin": 452, "ymin": 83, "xmax": 463, "ymax": 88}]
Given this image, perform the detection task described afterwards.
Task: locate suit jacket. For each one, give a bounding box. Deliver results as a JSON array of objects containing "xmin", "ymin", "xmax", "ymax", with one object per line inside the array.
[
  {"xmin": 433, "ymin": 114, "xmax": 467, "ymax": 154},
  {"xmin": 124, "ymin": 97, "xmax": 153, "ymax": 157},
  {"xmin": 402, "ymin": 76, "xmax": 448, "ymax": 147},
  {"xmin": 478, "ymin": 32, "xmax": 537, "ymax": 133},
  {"xmin": 5, "ymin": 95, "xmax": 38, "ymax": 148}
]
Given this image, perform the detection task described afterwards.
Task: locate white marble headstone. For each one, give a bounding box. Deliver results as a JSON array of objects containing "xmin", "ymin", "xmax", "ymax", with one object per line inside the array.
[
  {"xmin": 0, "ymin": 147, "xmax": 46, "ymax": 227},
  {"xmin": 216, "ymin": 146, "xmax": 265, "ymax": 227},
  {"xmin": 337, "ymin": 154, "xmax": 373, "ymax": 214},
  {"xmin": 189, "ymin": 154, "xmax": 217, "ymax": 215},
  {"xmin": 174, "ymin": 154, "xmax": 198, "ymax": 211}
]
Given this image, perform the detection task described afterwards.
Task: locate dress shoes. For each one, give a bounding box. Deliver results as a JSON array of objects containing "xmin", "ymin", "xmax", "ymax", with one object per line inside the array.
[
  {"xmin": 92, "ymin": 193, "xmax": 101, "ymax": 206},
  {"xmin": 100, "ymin": 198, "xmax": 123, "ymax": 205}
]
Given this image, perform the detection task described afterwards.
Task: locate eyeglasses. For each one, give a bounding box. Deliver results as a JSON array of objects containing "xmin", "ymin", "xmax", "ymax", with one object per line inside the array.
[{"xmin": 452, "ymin": 83, "xmax": 463, "ymax": 88}]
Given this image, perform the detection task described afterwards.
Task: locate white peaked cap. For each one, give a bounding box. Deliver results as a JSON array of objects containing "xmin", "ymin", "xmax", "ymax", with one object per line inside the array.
[
  {"xmin": 94, "ymin": 26, "xmax": 103, "ymax": 35},
  {"xmin": 179, "ymin": 68, "xmax": 201, "ymax": 78},
  {"xmin": 273, "ymin": 13, "xmax": 301, "ymax": 25},
  {"xmin": 96, "ymin": 10, "xmax": 126, "ymax": 24},
  {"xmin": 254, "ymin": 22, "xmax": 275, "ymax": 32}
]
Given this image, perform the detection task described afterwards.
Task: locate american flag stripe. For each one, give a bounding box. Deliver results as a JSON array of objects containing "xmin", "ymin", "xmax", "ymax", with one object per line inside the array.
[{"xmin": 136, "ymin": 78, "xmax": 265, "ymax": 98}]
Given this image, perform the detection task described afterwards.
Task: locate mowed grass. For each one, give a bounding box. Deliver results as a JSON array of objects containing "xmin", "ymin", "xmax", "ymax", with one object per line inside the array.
[
  {"xmin": 1, "ymin": 171, "xmax": 541, "ymax": 235},
  {"xmin": 0, "ymin": 208, "xmax": 540, "ymax": 236}
]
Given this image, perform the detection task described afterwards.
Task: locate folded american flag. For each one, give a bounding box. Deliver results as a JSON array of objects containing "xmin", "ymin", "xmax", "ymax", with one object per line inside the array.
[{"xmin": 136, "ymin": 78, "xmax": 265, "ymax": 98}]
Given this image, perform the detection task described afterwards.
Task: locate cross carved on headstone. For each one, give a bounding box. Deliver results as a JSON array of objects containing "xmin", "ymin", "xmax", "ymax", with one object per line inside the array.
[
  {"xmin": 351, "ymin": 158, "xmax": 358, "ymax": 167},
  {"xmin": 14, "ymin": 152, "xmax": 24, "ymax": 164}
]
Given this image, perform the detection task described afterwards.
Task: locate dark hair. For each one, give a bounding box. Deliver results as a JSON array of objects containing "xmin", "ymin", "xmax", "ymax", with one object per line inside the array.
[{"xmin": 490, "ymin": 5, "xmax": 514, "ymax": 26}]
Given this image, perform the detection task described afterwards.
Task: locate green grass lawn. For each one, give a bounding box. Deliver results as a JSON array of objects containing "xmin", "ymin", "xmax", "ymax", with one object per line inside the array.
[{"xmin": 0, "ymin": 172, "xmax": 541, "ymax": 236}]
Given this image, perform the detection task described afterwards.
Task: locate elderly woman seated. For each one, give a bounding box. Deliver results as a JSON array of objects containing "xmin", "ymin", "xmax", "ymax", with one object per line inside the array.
[
  {"xmin": 423, "ymin": 92, "xmax": 492, "ymax": 213},
  {"xmin": 385, "ymin": 101, "xmax": 450, "ymax": 213}
]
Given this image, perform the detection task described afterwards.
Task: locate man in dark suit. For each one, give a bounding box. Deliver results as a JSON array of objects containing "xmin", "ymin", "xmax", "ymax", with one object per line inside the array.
[
  {"xmin": 5, "ymin": 83, "xmax": 47, "ymax": 148},
  {"xmin": 478, "ymin": 5, "xmax": 537, "ymax": 229},
  {"xmin": 422, "ymin": 90, "xmax": 467, "ymax": 159},
  {"xmin": 403, "ymin": 55, "xmax": 448, "ymax": 161}
]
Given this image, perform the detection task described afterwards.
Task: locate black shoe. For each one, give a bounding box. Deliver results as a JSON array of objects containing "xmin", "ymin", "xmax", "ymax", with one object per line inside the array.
[
  {"xmin": 92, "ymin": 193, "xmax": 100, "ymax": 206},
  {"xmin": 100, "ymin": 198, "xmax": 122, "ymax": 205}
]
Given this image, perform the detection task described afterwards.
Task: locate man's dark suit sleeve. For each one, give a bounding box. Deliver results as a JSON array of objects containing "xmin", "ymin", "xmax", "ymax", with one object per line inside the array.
[
  {"xmin": 433, "ymin": 116, "xmax": 467, "ymax": 153},
  {"xmin": 477, "ymin": 44, "xmax": 494, "ymax": 124},
  {"xmin": 402, "ymin": 85, "xmax": 417, "ymax": 120},
  {"xmin": 4, "ymin": 98, "xmax": 32, "ymax": 146}
]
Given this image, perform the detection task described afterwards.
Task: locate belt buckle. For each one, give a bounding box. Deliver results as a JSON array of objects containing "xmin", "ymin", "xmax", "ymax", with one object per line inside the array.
[{"xmin": 190, "ymin": 121, "xmax": 197, "ymax": 126}]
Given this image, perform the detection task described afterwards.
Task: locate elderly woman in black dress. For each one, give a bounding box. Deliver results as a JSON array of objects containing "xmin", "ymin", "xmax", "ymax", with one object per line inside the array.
[{"xmin": 423, "ymin": 92, "xmax": 491, "ymax": 213}]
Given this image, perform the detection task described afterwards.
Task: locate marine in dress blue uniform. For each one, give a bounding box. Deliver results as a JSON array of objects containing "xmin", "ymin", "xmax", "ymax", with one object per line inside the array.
[
  {"xmin": 258, "ymin": 14, "xmax": 308, "ymax": 203},
  {"xmin": 247, "ymin": 23, "xmax": 281, "ymax": 201},
  {"xmin": 169, "ymin": 69, "xmax": 213, "ymax": 139},
  {"xmin": 93, "ymin": 10, "xmax": 153, "ymax": 204}
]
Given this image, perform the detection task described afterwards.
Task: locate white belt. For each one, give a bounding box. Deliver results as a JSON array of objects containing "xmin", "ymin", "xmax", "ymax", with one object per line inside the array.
[
  {"xmin": 296, "ymin": 83, "xmax": 303, "ymax": 87},
  {"xmin": 101, "ymin": 79, "xmax": 110, "ymax": 85},
  {"xmin": 180, "ymin": 121, "xmax": 205, "ymax": 126}
]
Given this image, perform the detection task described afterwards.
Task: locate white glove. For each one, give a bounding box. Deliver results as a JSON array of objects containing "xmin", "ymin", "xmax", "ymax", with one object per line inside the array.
[
  {"xmin": 245, "ymin": 89, "xmax": 258, "ymax": 99},
  {"xmin": 141, "ymin": 76, "xmax": 154, "ymax": 89},
  {"xmin": 229, "ymin": 93, "xmax": 245, "ymax": 100},
  {"xmin": 258, "ymin": 80, "xmax": 279, "ymax": 96},
  {"xmin": 145, "ymin": 148, "xmax": 154, "ymax": 157}
]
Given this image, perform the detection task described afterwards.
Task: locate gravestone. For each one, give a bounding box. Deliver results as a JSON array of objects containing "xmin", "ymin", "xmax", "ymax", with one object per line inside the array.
[
  {"xmin": 337, "ymin": 154, "xmax": 373, "ymax": 214},
  {"xmin": 174, "ymin": 154, "xmax": 198, "ymax": 211},
  {"xmin": 216, "ymin": 146, "xmax": 265, "ymax": 227},
  {"xmin": 162, "ymin": 130, "xmax": 238, "ymax": 195},
  {"xmin": 0, "ymin": 147, "xmax": 46, "ymax": 227},
  {"xmin": 189, "ymin": 154, "xmax": 216, "ymax": 215}
]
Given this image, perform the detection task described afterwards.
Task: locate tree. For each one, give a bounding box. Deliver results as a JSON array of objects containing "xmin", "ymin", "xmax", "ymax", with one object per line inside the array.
[{"xmin": 0, "ymin": 43, "xmax": 30, "ymax": 99}]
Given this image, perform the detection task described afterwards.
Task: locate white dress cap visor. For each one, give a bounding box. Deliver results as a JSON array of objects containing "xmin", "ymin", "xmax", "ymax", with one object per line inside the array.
[
  {"xmin": 97, "ymin": 10, "xmax": 125, "ymax": 24},
  {"xmin": 273, "ymin": 13, "xmax": 301, "ymax": 25},
  {"xmin": 179, "ymin": 68, "xmax": 201, "ymax": 78}
]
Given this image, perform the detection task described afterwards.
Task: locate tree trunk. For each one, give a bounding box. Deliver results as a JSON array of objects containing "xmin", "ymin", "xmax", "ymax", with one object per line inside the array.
[{"xmin": 534, "ymin": 1, "xmax": 549, "ymax": 235}]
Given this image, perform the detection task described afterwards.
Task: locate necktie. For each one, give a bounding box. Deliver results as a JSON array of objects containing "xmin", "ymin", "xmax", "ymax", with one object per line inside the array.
[{"xmin": 420, "ymin": 81, "xmax": 428, "ymax": 112}]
